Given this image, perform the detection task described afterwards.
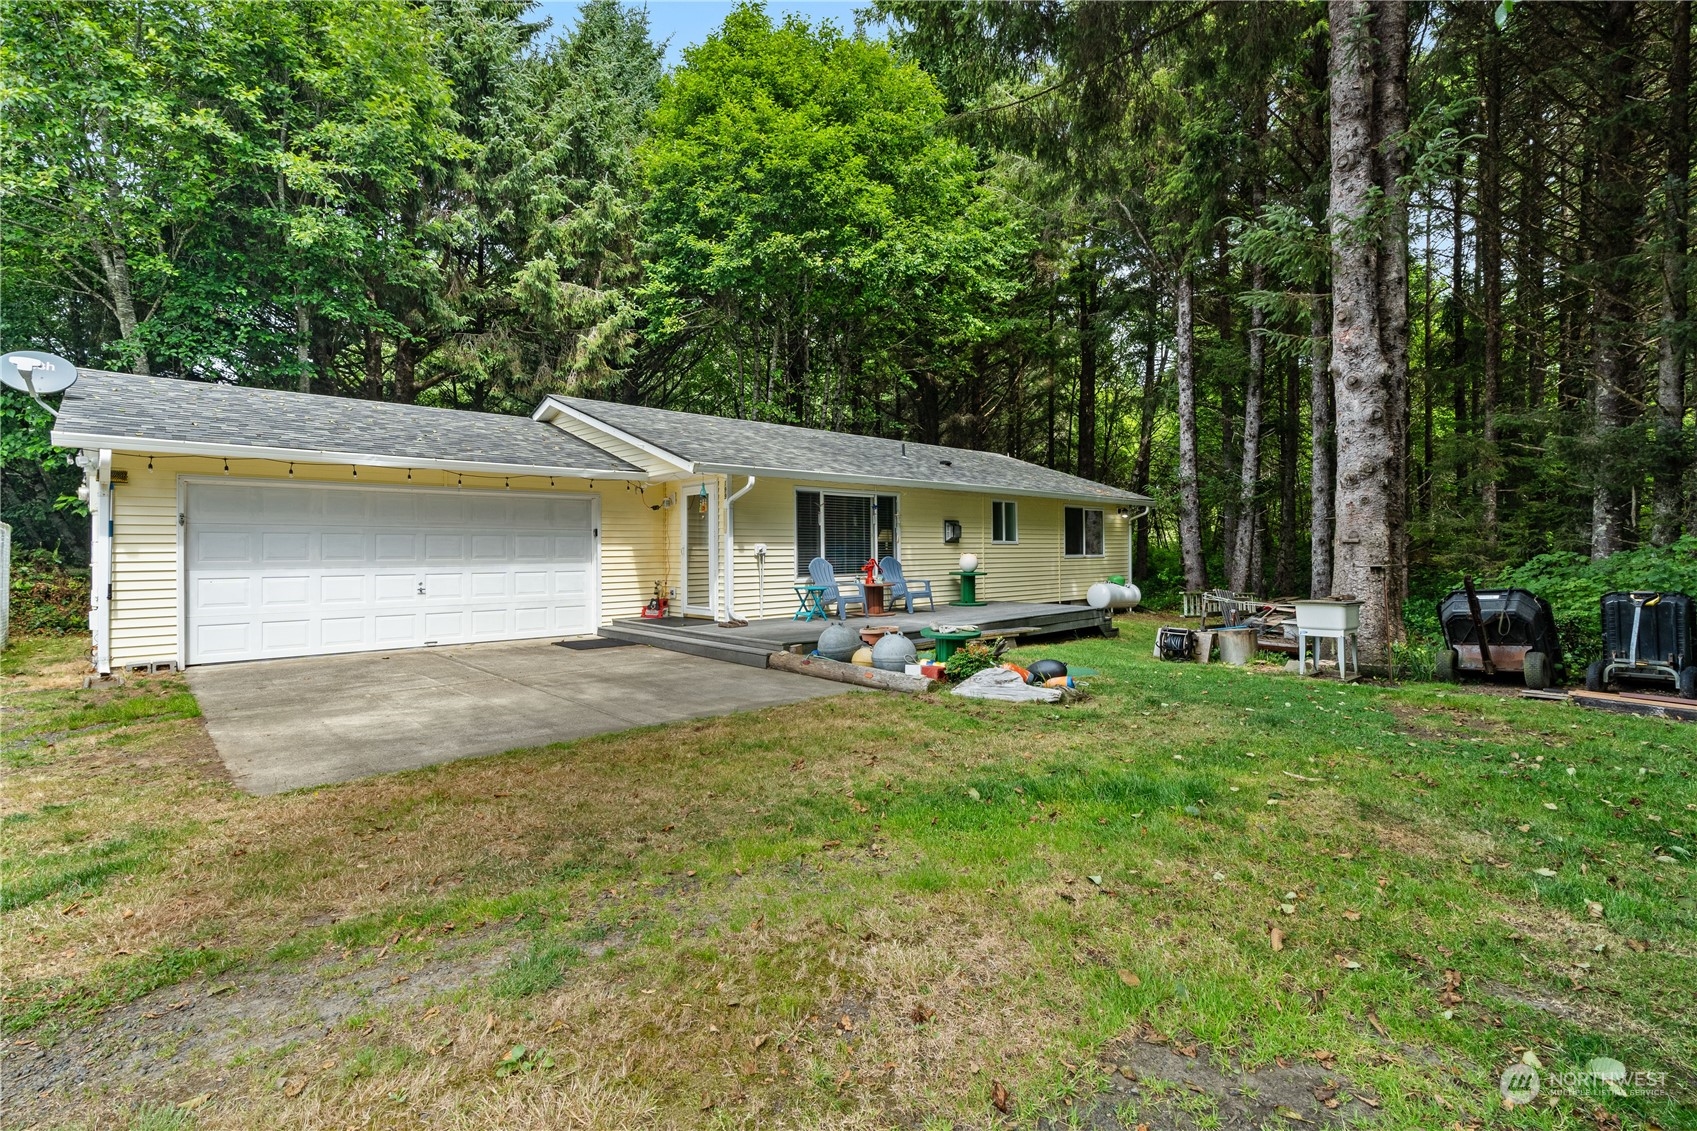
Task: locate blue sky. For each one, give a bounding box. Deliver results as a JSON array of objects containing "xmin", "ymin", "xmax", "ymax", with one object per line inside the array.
[{"xmin": 531, "ymin": 1, "xmax": 870, "ymax": 66}]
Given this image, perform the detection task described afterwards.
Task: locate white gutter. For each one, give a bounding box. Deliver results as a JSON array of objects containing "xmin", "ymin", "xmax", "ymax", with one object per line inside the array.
[
  {"xmin": 47, "ymin": 431, "xmax": 644, "ymax": 482},
  {"xmin": 722, "ymin": 475, "xmax": 757, "ymax": 622},
  {"xmin": 691, "ymin": 462, "xmax": 1152, "ymax": 507}
]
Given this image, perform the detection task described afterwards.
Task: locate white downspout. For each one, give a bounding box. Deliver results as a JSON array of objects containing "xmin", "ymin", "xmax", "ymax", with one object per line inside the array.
[
  {"xmin": 722, "ymin": 475, "xmax": 756, "ymax": 622},
  {"xmin": 83, "ymin": 449, "xmax": 113, "ymax": 674}
]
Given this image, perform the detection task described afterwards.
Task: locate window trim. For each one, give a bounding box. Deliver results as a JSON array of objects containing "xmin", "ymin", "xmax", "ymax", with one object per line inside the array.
[
  {"xmin": 794, "ymin": 487, "xmax": 900, "ymax": 579},
  {"xmin": 1063, "ymin": 505, "xmax": 1105, "ymax": 558},
  {"xmin": 991, "ymin": 499, "xmax": 1019, "ymax": 545}
]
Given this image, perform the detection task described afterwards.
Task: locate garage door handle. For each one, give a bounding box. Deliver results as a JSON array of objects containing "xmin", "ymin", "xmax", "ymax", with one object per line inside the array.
[{"xmin": 417, "ymin": 584, "xmax": 426, "ymax": 595}]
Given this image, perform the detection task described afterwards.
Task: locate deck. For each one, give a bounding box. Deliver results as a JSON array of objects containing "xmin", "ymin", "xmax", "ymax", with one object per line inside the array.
[{"xmin": 601, "ymin": 601, "xmax": 1114, "ymax": 668}]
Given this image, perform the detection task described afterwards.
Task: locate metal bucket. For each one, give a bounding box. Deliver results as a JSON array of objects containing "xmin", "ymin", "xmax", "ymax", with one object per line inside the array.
[{"xmin": 1216, "ymin": 626, "xmax": 1256, "ymax": 666}]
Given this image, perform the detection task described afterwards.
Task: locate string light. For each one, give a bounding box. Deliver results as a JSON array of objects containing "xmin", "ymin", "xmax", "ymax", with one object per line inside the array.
[
  {"xmin": 457, "ymin": 473, "xmax": 462, "ymax": 487},
  {"xmin": 352, "ymin": 465, "xmax": 358, "ymax": 478},
  {"xmin": 406, "ymin": 468, "xmax": 412, "ymax": 481},
  {"xmin": 504, "ymin": 477, "xmax": 510, "ymax": 490},
  {"xmin": 223, "ymin": 458, "xmax": 229, "ymax": 474},
  {"xmin": 288, "ymin": 462, "xmax": 294, "ymax": 477},
  {"xmin": 147, "ymin": 456, "xmax": 153, "ymax": 470}
]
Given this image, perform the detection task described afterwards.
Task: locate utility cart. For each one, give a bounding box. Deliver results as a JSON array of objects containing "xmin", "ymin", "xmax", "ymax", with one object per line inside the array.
[
  {"xmin": 1435, "ymin": 580, "xmax": 1562, "ymax": 690},
  {"xmin": 1585, "ymin": 591, "xmax": 1697, "ymax": 699}
]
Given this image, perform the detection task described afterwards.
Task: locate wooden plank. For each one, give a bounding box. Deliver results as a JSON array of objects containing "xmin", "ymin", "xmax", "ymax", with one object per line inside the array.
[{"xmin": 1571, "ymin": 689, "xmax": 1697, "ymax": 722}]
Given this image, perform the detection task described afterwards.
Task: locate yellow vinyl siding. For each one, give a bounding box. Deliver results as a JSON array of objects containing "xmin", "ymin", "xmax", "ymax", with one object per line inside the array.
[
  {"xmin": 104, "ymin": 453, "xmax": 668, "ymax": 668},
  {"xmin": 724, "ymin": 477, "xmax": 1130, "ymax": 620}
]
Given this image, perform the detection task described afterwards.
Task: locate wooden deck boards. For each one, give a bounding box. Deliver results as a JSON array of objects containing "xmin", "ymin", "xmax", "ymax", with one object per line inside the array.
[{"xmin": 601, "ymin": 601, "xmax": 1112, "ymax": 667}]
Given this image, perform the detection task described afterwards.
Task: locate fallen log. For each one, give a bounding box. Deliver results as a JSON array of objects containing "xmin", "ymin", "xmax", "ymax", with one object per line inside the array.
[{"xmin": 767, "ymin": 651, "xmax": 938, "ymax": 693}]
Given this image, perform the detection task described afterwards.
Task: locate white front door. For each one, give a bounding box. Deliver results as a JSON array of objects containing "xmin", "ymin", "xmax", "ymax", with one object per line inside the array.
[
  {"xmin": 677, "ymin": 481, "xmax": 717, "ymax": 617},
  {"xmin": 184, "ymin": 479, "xmax": 597, "ymax": 664}
]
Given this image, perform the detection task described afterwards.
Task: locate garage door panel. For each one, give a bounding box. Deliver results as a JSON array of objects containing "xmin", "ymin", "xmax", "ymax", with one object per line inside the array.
[
  {"xmin": 195, "ymin": 576, "xmax": 250, "ymax": 609},
  {"xmin": 188, "ymin": 482, "xmax": 597, "ymax": 664},
  {"xmin": 417, "ymin": 494, "xmax": 466, "ymax": 525},
  {"xmin": 424, "ymin": 573, "xmax": 464, "ymax": 600},
  {"xmin": 260, "ymin": 576, "xmax": 310, "ymax": 606},
  {"xmin": 261, "ymin": 620, "xmax": 311, "ymax": 651},
  {"xmin": 321, "ymin": 532, "xmax": 367, "ymax": 562},
  {"xmin": 261, "ymin": 531, "xmax": 311, "ymax": 564},
  {"xmin": 425, "ymin": 534, "xmax": 464, "ymax": 561},
  {"xmin": 195, "ymin": 622, "xmax": 252, "ymax": 658},
  {"xmin": 374, "ymin": 574, "xmax": 417, "ymax": 602},
  {"xmin": 374, "ymin": 533, "xmax": 417, "ymax": 562},
  {"xmin": 195, "ymin": 531, "xmax": 253, "ymax": 565},
  {"xmin": 425, "ymin": 611, "xmax": 464, "ymax": 639},
  {"xmin": 320, "ymin": 617, "xmax": 367, "ymax": 647},
  {"xmin": 514, "ymin": 606, "xmax": 550, "ymax": 632},
  {"xmin": 321, "ymin": 575, "xmax": 367, "ymax": 604},
  {"xmin": 262, "ymin": 489, "xmax": 315, "ymax": 520}
]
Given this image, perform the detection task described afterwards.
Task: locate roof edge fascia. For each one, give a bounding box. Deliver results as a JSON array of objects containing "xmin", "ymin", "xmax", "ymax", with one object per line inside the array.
[
  {"xmin": 692, "ymin": 462, "xmax": 1153, "ymax": 506},
  {"xmin": 49, "ymin": 431, "xmax": 647, "ymax": 481}
]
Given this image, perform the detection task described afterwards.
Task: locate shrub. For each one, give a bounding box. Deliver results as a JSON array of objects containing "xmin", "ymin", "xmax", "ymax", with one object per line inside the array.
[
  {"xmin": 1485, "ymin": 536, "xmax": 1697, "ymax": 663},
  {"xmin": 8, "ymin": 549, "xmax": 90, "ymax": 635},
  {"xmin": 944, "ymin": 640, "xmax": 998, "ymax": 681}
]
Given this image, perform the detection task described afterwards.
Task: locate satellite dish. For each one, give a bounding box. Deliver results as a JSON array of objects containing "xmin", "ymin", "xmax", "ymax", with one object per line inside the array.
[
  {"xmin": 1, "ymin": 350, "xmax": 78, "ymax": 396},
  {"xmin": 1, "ymin": 350, "xmax": 77, "ymax": 416}
]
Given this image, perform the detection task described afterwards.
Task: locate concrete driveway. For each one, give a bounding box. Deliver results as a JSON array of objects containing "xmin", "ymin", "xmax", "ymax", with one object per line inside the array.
[{"xmin": 186, "ymin": 639, "xmax": 851, "ymax": 794}]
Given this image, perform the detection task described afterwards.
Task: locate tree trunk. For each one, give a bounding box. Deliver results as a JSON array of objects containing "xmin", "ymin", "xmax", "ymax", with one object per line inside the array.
[
  {"xmin": 295, "ymin": 300, "xmax": 313, "ymax": 394},
  {"xmin": 1480, "ymin": 22, "xmax": 1503, "ymax": 542},
  {"xmin": 1328, "ymin": 0, "xmax": 1410, "ymax": 669},
  {"xmin": 1231, "ymin": 268, "xmax": 1266, "ymax": 593},
  {"xmin": 1654, "ymin": 0, "xmax": 1691, "ymax": 545},
  {"xmin": 95, "ymin": 240, "xmax": 149, "ymax": 375},
  {"xmin": 1133, "ymin": 315, "xmax": 1161, "ymax": 581},
  {"xmin": 1176, "ymin": 273, "xmax": 1208, "ymax": 591},
  {"xmin": 1077, "ymin": 269, "xmax": 1099, "ymax": 480},
  {"xmin": 1275, "ymin": 354, "xmax": 1300, "ymax": 595},
  {"xmin": 1589, "ymin": 0, "xmax": 1645, "ymax": 559},
  {"xmin": 1309, "ymin": 292, "xmax": 1335, "ymax": 597},
  {"xmin": 1450, "ymin": 176, "xmax": 1467, "ymax": 434}
]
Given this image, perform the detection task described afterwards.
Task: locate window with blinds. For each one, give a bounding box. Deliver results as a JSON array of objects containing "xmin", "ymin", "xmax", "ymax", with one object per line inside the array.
[
  {"xmin": 796, "ymin": 490, "xmax": 821, "ymax": 568},
  {"xmin": 796, "ymin": 491, "xmax": 898, "ymax": 576},
  {"xmin": 1064, "ymin": 506, "xmax": 1104, "ymax": 557}
]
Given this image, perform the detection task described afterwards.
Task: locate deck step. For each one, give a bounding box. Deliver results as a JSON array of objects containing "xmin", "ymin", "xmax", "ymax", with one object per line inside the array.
[{"xmin": 600, "ymin": 621, "xmax": 775, "ymax": 668}]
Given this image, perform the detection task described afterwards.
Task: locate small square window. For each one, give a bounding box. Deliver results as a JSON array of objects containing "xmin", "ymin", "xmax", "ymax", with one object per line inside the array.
[{"xmin": 991, "ymin": 500, "xmax": 1018, "ymax": 544}]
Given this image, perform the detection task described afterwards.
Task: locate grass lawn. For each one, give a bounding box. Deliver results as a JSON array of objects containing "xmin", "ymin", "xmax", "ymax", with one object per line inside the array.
[{"xmin": 2, "ymin": 616, "xmax": 1692, "ymax": 1130}]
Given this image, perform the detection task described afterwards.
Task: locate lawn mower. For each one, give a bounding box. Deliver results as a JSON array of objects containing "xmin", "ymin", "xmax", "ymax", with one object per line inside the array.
[
  {"xmin": 1434, "ymin": 579, "xmax": 1562, "ymax": 690},
  {"xmin": 1585, "ymin": 591, "xmax": 1697, "ymax": 699}
]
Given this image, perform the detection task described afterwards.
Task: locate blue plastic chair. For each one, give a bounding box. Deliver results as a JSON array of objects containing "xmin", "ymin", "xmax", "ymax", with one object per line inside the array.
[
  {"xmin": 879, "ymin": 556, "xmax": 936, "ymax": 613},
  {"xmin": 807, "ymin": 557, "xmax": 864, "ymax": 619}
]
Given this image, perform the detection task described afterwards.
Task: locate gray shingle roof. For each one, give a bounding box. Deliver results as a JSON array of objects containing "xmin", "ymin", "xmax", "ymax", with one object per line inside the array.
[
  {"xmin": 52, "ymin": 371, "xmax": 641, "ymax": 476},
  {"xmin": 551, "ymin": 396, "xmax": 1151, "ymax": 504}
]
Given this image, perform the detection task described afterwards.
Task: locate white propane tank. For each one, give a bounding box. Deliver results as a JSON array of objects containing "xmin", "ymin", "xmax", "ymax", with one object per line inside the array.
[{"xmin": 1087, "ymin": 581, "xmax": 1141, "ymax": 611}]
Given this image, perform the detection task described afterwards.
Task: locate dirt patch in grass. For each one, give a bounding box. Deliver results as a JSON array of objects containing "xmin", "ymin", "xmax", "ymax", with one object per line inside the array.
[
  {"xmin": 4, "ymin": 926, "xmax": 523, "ymax": 1126},
  {"xmin": 1054, "ymin": 1036, "xmax": 1381, "ymax": 1130}
]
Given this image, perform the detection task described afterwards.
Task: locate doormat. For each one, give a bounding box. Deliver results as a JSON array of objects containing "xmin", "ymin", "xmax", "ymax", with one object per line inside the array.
[{"xmin": 554, "ymin": 638, "xmax": 635, "ymax": 651}]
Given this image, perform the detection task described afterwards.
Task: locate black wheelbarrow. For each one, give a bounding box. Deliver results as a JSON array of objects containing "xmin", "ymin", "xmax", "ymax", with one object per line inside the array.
[
  {"xmin": 1585, "ymin": 591, "xmax": 1697, "ymax": 699},
  {"xmin": 1434, "ymin": 579, "xmax": 1563, "ymax": 690}
]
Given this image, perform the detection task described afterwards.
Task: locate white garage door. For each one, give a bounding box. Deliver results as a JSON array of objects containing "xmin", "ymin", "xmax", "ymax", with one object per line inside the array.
[{"xmin": 185, "ymin": 480, "xmax": 596, "ymax": 664}]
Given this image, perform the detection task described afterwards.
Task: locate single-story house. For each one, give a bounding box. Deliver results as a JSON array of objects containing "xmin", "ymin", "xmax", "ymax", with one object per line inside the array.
[{"xmin": 50, "ymin": 371, "xmax": 1151, "ymax": 673}]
